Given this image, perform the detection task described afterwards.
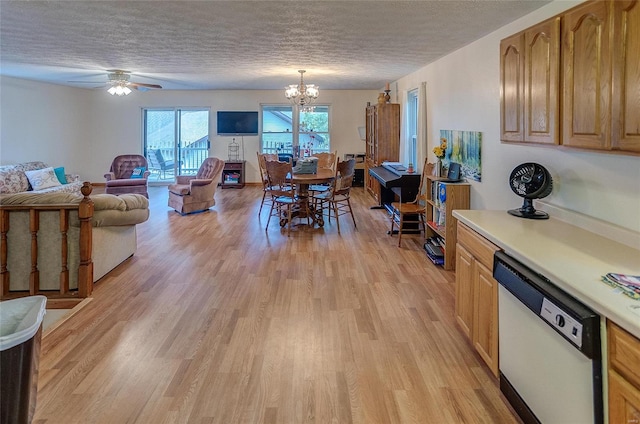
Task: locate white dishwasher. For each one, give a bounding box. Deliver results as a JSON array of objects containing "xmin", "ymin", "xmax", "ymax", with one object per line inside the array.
[{"xmin": 493, "ymin": 251, "xmax": 603, "ymax": 424}]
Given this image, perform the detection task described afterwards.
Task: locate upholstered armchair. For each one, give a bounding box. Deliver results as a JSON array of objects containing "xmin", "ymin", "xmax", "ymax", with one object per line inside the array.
[
  {"xmin": 104, "ymin": 154, "xmax": 150, "ymax": 198},
  {"xmin": 168, "ymin": 157, "xmax": 225, "ymax": 214}
]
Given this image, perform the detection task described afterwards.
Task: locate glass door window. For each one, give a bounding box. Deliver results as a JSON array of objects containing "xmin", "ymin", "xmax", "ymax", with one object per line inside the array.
[{"xmin": 143, "ymin": 108, "xmax": 210, "ymax": 182}]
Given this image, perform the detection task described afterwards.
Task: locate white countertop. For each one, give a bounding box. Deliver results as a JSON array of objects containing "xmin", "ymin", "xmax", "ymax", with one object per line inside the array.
[{"xmin": 453, "ymin": 209, "xmax": 640, "ymax": 339}]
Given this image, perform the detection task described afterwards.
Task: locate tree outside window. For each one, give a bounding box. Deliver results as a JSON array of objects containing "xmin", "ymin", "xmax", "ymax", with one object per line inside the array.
[{"xmin": 262, "ymin": 105, "xmax": 330, "ymax": 156}]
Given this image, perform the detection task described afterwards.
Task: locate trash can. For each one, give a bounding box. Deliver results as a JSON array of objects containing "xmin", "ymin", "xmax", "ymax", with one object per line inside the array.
[{"xmin": 1, "ymin": 295, "xmax": 47, "ymax": 424}]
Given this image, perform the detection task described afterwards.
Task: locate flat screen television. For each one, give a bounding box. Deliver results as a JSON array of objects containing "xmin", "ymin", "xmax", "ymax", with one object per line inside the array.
[{"xmin": 217, "ymin": 111, "xmax": 259, "ymax": 136}]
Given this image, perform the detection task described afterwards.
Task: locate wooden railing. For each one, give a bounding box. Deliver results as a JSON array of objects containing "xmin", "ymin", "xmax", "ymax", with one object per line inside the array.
[{"xmin": 0, "ymin": 183, "xmax": 94, "ymax": 308}]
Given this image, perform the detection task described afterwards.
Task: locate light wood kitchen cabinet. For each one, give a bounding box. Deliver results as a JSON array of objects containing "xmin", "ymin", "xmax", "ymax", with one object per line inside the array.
[
  {"xmin": 455, "ymin": 244, "xmax": 474, "ymax": 339},
  {"xmin": 608, "ymin": 321, "xmax": 640, "ymax": 423},
  {"xmin": 364, "ymin": 102, "xmax": 400, "ymax": 203},
  {"xmin": 455, "ymin": 222, "xmax": 500, "ymax": 377},
  {"xmin": 499, "ymin": 33, "xmax": 525, "ymax": 142},
  {"xmin": 611, "ymin": 0, "xmax": 640, "ymax": 153},
  {"xmin": 501, "ymin": 0, "xmax": 640, "ymax": 154},
  {"xmin": 473, "ymin": 260, "xmax": 499, "ymax": 374},
  {"xmin": 562, "ymin": 0, "xmax": 613, "ymax": 150},
  {"xmin": 500, "ymin": 17, "xmax": 560, "ymax": 144},
  {"xmin": 563, "ymin": 0, "xmax": 640, "ymax": 152}
]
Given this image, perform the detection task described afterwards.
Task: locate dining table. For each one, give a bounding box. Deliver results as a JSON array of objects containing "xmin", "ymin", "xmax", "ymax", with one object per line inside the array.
[{"xmin": 290, "ymin": 168, "xmax": 335, "ymax": 227}]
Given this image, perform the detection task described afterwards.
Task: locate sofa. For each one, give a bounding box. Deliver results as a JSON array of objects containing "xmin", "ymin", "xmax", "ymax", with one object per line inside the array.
[
  {"xmin": 0, "ymin": 161, "xmax": 83, "ymax": 195},
  {"xmin": 0, "ymin": 188, "xmax": 149, "ymax": 295}
]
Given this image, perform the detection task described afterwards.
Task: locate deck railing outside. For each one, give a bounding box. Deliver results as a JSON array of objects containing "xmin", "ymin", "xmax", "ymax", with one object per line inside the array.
[{"xmin": 147, "ymin": 138, "xmax": 209, "ymax": 182}]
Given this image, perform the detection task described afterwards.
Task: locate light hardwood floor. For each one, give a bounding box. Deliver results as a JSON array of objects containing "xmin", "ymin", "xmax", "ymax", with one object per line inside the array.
[{"xmin": 34, "ymin": 185, "xmax": 520, "ymax": 424}]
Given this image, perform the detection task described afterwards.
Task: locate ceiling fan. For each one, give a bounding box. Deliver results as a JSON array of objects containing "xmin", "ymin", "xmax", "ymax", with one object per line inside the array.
[{"xmin": 69, "ymin": 70, "xmax": 162, "ymax": 95}]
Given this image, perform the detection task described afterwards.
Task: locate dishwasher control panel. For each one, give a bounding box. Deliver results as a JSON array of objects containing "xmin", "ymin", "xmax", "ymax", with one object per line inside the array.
[{"xmin": 540, "ymin": 298, "xmax": 583, "ymax": 349}]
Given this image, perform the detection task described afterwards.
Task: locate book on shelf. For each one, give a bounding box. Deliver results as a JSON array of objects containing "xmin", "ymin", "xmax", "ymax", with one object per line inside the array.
[
  {"xmin": 424, "ymin": 248, "xmax": 445, "ymax": 265},
  {"xmin": 224, "ymin": 172, "xmax": 241, "ymax": 183},
  {"xmin": 426, "ymin": 236, "xmax": 444, "ymax": 247},
  {"xmin": 424, "ymin": 242, "xmax": 444, "ymax": 258},
  {"xmin": 427, "ymin": 221, "xmax": 445, "ymax": 233}
]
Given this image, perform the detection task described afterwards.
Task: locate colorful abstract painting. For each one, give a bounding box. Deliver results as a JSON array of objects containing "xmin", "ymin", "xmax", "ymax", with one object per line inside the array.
[{"xmin": 439, "ymin": 130, "xmax": 482, "ymax": 182}]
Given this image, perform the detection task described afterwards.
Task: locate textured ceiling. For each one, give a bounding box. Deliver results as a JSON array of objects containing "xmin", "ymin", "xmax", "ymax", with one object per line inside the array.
[{"xmin": 0, "ymin": 1, "xmax": 550, "ymax": 91}]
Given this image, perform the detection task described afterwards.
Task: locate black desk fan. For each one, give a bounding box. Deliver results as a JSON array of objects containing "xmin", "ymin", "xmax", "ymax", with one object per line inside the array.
[{"xmin": 508, "ymin": 162, "xmax": 553, "ymax": 219}]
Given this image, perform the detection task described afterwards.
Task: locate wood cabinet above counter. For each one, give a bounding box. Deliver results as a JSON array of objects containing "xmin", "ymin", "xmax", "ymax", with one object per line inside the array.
[
  {"xmin": 500, "ymin": 0, "xmax": 640, "ymax": 154},
  {"xmin": 452, "ymin": 209, "xmax": 640, "ymax": 340}
]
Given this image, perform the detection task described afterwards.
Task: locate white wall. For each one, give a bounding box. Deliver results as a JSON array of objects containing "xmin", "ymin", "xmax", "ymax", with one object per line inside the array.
[
  {"xmin": 395, "ymin": 0, "xmax": 640, "ymax": 233},
  {"xmin": 85, "ymin": 89, "xmax": 375, "ymax": 184},
  {"xmin": 0, "ymin": 76, "xmax": 90, "ymax": 174},
  {"xmin": 1, "ymin": 78, "xmax": 375, "ymax": 183}
]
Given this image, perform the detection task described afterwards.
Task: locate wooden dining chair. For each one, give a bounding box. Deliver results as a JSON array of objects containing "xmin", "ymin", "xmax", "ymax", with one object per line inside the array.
[
  {"xmin": 311, "ymin": 158, "xmax": 357, "ymax": 234},
  {"xmin": 264, "ymin": 159, "xmax": 307, "ymax": 236},
  {"xmin": 314, "ymin": 151, "xmax": 337, "ymax": 171},
  {"xmin": 309, "ymin": 150, "xmax": 338, "ymax": 195},
  {"xmin": 257, "ymin": 152, "xmax": 278, "ymax": 214},
  {"xmin": 389, "ymin": 157, "xmax": 430, "ymax": 247}
]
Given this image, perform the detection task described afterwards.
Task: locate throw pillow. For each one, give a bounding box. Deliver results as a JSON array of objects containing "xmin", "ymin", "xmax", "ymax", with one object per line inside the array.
[
  {"xmin": 24, "ymin": 167, "xmax": 62, "ymax": 191},
  {"xmin": 54, "ymin": 166, "xmax": 68, "ymax": 184},
  {"xmin": 130, "ymin": 166, "xmax": 146, "ymax": 179}
]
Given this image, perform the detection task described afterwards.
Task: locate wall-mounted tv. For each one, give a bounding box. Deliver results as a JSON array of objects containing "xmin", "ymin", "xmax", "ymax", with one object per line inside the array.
[{"xmin": 216, "ymin": 111, "xmax": 259, "ymax": 136}]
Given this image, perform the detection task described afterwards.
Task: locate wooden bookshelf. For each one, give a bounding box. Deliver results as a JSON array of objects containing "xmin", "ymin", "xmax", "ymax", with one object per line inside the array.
[{"xmin": 425, "ymin": 176, "xmax": 470, "ymax": 270}]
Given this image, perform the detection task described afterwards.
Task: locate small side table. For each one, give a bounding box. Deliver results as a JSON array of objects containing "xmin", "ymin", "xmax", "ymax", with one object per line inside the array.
[{"xmin": 221, "ymin": 160, "xmax": 245, "ymax": 189}]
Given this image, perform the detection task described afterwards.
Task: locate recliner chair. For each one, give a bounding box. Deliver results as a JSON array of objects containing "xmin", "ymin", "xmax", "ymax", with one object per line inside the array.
[
  {"xmin": 104, "ymin": 154, "xmax": 150, "ymax": 198},
  {"xmin": 168, "ymin": 157, "xmax": 225, "ymax": 214}
]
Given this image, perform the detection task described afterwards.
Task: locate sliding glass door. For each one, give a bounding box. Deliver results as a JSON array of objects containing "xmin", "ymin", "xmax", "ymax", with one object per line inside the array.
[{"xmin": 143, "ymin": 108, "xmax": 210, "ymax": 183}]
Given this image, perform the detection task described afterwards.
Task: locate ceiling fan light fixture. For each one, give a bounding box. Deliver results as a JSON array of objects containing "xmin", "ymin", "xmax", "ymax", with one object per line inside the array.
[
  {"xmin": 106, "ymin": 70, "xmax": 132, "ymax": 96},
  {"xmin": 108, "ymin": 83, "xmax": 131, "ymax": 96}
]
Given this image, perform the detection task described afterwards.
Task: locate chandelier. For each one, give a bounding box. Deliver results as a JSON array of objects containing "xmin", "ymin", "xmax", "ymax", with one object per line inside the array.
[
  {"xmin": 107, "ymin": 72, "xmax": 132, "ymax": 96},
  {"xmin": 285, "ymin": 70, "xmax": 319, "ymax": 107}
]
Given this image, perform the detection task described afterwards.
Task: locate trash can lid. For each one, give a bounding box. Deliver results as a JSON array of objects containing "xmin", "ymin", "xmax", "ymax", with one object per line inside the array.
[{"xmin": 0, "ymin": 296, "xmax": 47, "ymax": 351}]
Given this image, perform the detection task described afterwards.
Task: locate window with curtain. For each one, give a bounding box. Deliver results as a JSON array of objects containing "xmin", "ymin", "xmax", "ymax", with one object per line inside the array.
[
  {"xmin": 261, "ymin": 105, "xmax": 330, "ymax": 155},
  {"xmin": 407, "ymin": 89, "xmax": 418, "ymax": 166}
]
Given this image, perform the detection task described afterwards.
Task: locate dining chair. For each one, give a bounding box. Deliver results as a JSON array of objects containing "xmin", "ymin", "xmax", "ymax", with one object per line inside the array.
[
  {"xmin": 389, "ymin": 157, "xmax": 430, "ymax": 247},
  {"xmin": 309, "ymin": 150, "xmax": 337, "ymax": 195},
  {"xmin": 314, "ymin": 151, "xmax": 337, "ymax": 171},
  {"xmin": 264, "ymin": 160, "xmax": 307, "ymax": 236},
  {"xmin": 311, "ymin": 158, "xmax": 357, "ymax": 234},
  {"xmin": 257, "ymin": 152, "xmax": 278, "ymax": 215}
]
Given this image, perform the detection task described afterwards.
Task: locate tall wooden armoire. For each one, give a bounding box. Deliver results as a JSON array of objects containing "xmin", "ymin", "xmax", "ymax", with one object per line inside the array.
[{"xmin": 364, "ymin": 101, "xmax": 400, "ymax": 204}]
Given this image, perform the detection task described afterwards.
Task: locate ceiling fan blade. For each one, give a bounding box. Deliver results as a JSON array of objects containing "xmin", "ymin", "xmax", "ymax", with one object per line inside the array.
[{"xmin": 130, "ymin": 82, "xmax": 162, "ymax": 89}]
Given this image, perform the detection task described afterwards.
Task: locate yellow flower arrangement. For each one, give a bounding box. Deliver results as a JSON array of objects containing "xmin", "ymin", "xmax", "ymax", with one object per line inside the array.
[{"xmin": 433, "ymin": 137, "xmax": 447, "ymax": 159}]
